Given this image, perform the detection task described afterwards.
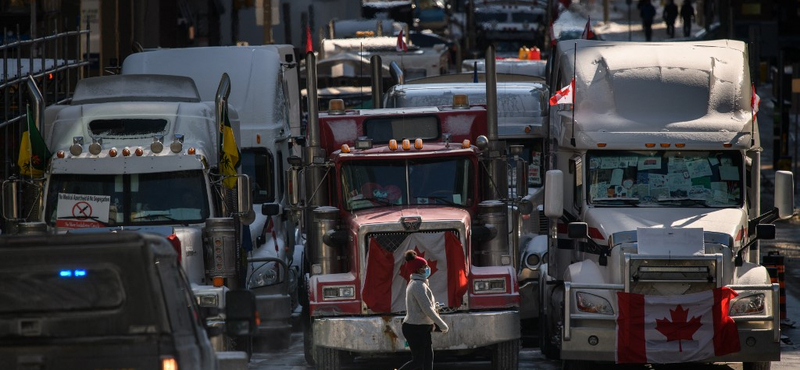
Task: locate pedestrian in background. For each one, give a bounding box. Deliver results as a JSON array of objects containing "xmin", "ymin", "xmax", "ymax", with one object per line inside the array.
[
  {"xmin": 663, "ymin": 0, "xmax": 679, "ymax": 38},
  {"xmin": 396, "ymin": 250, "xmax": 449, "ymax": 370},
  {"xmin": 681, "ymin": 0, "xmax": 695, "ymax": 37},
  {"xmin": 640, "ymin": 0, "xmax": 656, "ymax": 41}
]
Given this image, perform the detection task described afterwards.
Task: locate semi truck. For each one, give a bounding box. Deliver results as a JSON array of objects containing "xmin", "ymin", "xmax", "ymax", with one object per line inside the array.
[
  {"xmin": 295, "ymin": 48, "xmax": 521, "ymax": 370},
  {"xmin": 540, "ymin": 39, "xmax": 795, "ymax": 370},
  {"xmin": 3, "ymin": 73, "xmax": 253, "ymax": 352},
  {"xmin": 122, "ymin": 45, "xmax": 302, "ymax": 350}
]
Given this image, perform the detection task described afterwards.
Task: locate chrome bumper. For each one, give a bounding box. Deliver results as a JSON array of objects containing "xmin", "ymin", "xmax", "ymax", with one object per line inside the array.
[
  {"xmin": 313, "ymin": 311, "xmax": 520, "ymax": 352},
  {"xmin": 561, "ymin": 282, "xmax": 781, "ymax": 362}
]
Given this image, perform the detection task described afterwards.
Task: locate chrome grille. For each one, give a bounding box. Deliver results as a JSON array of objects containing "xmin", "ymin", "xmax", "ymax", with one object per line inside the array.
[
  {"xmin": 629, "ymin": 258, "xmax": 717, "ymax": 295},
  {"xmin": 368, "ymin": 230, "xmax": 460, "ymax": 254}
]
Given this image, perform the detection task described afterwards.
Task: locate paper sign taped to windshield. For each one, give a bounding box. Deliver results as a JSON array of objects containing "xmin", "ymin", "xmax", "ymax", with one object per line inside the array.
[
  {"xmin": 637, "ymin": 227, "xmax": 704, "ymax": 256},
  {"xmin": 56, "ymin": 193, "xmax": 111, "ymax": 229}
]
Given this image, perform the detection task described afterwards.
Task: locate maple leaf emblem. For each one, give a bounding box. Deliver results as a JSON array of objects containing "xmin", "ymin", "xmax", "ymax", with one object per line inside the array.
[
  {"xmin": 399, "ymin": 246, "xmax": 438, "ymax": 282},
  {"xmin": 655, "ymin": 304, "xmax": 703, "ymax": 352}
]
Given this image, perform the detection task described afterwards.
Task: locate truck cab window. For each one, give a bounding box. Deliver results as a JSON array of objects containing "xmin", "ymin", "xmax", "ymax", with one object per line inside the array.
[{"xmin": 241, "ymin": 148, "xmax": 275, "ymax": 204}]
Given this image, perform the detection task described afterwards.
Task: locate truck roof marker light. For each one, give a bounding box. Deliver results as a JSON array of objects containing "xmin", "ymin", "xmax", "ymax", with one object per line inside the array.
[
  {"xmin": 213, "ymin": 276, "xmax": 224, "ymax": 287},
  {"xmin": 135, "ymin": 147, "xmax": 144, "ymax": 156},
  {"xmin": 660, "ymin": 143, "xmax": 671, "ymax": 148},
  {"xmin": 160, "ymin": 356, "xmax": 178, "ymax": 370},
  {"xmin": 453, "ymin": 94, "xmax": 469, "ymax": 108},
  {"xmin": 723, "ymin": 143, "xmax": 733, "ymax": 148},
  {"xmin": 171, "ymin": 134, "xmax": 184, "ymax": 153},
  {"xmin": 151, "ymin": 135, "xmax": 164, "ymax": 153},
  {"xmin": 402, "ymin": 139, "xmax": 411, "ymax": 150},
  {"xmin": 70, "ymin": 136, "xmax": 84, "ymax": 156},
  {"xmin": 56, "ymin": 150, "xmax": 65, "ymax": 159},
  {"xmin": 355, "ymin": 136, "xmax": 373, "ymax": 150},
  {"xmin": 256, "ymin": 134, "xmax": 261, "ymax": 144},
  {"xmin": 88, "ymin": 138, "xmax": 103, "ymax": 155},
  {"xmin": 462, "ymin": 139, "xmax": 471, "ymax": 149},
  {"xmin": 122, "ymin": 147, "xmax": 131, "ymax": 157},
  {"xmin": 524, "ymin": 125, "xmax": 532, "ymax": 134},
  {"xmin": 596, "ymin": 143, "xmax": 607, "ymax": 148},
  {"xmin": 109, "ymin": 148, "xmax": 118, "ymax": 157},
  {"xmin": 188, "ymin": 147, "xmax": 196, "ymax": 155},
  {"xmin": 328, "ymin": 99, "xmax": 346, "ymax": 115},
  {"xmin": 675, "ymin": 143, "xmax": 686, "ymax": 148},
  {"xmin": 414, "ymin": 138, "xmax": 423, "ymax": 149},
  {"xmin": 645, "ymin": 143, "xmax": 656, "ymax": 148},
  {"xmin": 389, "ymin": 139, "xmax": 398, "ymax": 151},
  {"xmin": 341, "ymin": 144, "xmax": 351, "ymax": 153}
]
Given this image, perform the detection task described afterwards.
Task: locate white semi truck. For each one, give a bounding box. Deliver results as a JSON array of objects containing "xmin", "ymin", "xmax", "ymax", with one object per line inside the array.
[
  {"xmin": 6, "ymin": 73, "xmax": 253, "ymax": 352},
  {"xmin": 540, "ymin": 39, "xmax": 794, "ymax": 370},
  {"xmin": 122, "ymin": 45, "xmax": 303, "ymax": 350}
]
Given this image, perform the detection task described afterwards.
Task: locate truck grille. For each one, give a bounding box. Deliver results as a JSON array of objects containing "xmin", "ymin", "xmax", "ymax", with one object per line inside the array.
[
  {"xmin": 369, "ymin": 230, "xmax": 460, "ymax": 254},
  {"xmin": 629, "ymin": 258, "xmax": 717, "ymax": 295}
]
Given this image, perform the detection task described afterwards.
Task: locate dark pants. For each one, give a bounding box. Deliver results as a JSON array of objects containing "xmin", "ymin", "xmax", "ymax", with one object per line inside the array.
[
  {"xmin": 643, "ymin": 21, "xmax": 653, "ymax": 41},
  {"xmin": 682, "ymin": 18, "xmax": 692, "ymax": 37},
  {"xmin": 666, "ymin": 22, "xmax": 675, "ymax": 38},
  {"xmin": 398, "ymin": 323, "xmax": 434, "ymax": 370}
]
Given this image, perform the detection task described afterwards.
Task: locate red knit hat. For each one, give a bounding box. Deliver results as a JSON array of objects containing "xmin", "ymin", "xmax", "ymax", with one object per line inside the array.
[{"xmin": 406, "ymin": 255, "xmax": 428, "ymax": 273}]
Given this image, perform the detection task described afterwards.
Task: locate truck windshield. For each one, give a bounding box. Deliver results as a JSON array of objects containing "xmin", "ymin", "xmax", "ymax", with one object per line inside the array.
[
  {"xmin": 341, "ymin": 157, "xmax": 474, "ymax": 210},
  {"xmin": 586, "ymin": 150, "xmax": 743, "ymax": 207},
  {"xmin": 45, "ymin": 170, "xmax": 209, "ymax": 227}
]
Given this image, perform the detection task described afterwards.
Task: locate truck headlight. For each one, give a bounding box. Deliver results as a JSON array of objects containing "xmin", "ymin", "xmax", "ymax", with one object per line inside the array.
[
  {"xmin": 729, "ymin": 293, "xmax": 765, "ymax": 316},
  {"xmin": 322, "ymin": 285, "xmax": 355, "ymax": 300},
  {"xmin": 248, "ymin": 262, "xmax": 280, "ymax": 289},
  {"xmin": 524, "ymin": 253, "xmax": 541, "ymax": 269},
  {"xmin": 473, "ymin": 278, "xmax": 506, "ymax": 294},
  {"xmin": 195, "ymin": 292, "xmax": 221, "ymax": 308},
  {"xmin": 576, "ymin": 292, "xmax": 614, "ymax": 315}
]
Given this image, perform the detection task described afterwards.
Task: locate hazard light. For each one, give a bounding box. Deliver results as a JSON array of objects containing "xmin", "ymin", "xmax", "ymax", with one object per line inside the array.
[
  {"xmin": 328, "ymin": 99, "xmax": 345, "ymax": 115},
  {"xmin": 452, "ymin": 94, "xmax": 469, "ymax": 108}
]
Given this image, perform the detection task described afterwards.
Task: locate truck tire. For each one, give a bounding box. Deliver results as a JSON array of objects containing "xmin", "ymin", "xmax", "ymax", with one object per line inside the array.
[
  {"xmin": 315, "ymin": 346, "xmax": 341, "ymax": 370},
  {"xmin": 743, "ymin": 362, "xmax": 771, "ymax": 370},
  {"xmin": 539, "ymin": 312, "xmax": 560, "ymax": 360},
  {"xmin": 490, "ymin": 339, "xmax": 519, "ymax": 370},
  {"xmin": 562, "ymin": 360, "xmax": 590, "ymax": 370}
]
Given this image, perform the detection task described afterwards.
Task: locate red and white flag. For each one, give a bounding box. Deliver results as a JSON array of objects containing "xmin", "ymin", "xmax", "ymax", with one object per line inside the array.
[
  {"xmin": 549, "ymin": 78, "xmax": 574, "ymax": 105},
  {"xmin": 362, "ymin": 232, "xmax": 468, "ymax": 313},
  {"xmin": 305, "ymin": 24, "xmax": 314, "ymax": 54},
  {"xmin": 751, "ymin": 85, "xmax": 760, "ymax": 115},
  {"xmin": 581, "ymin": 17, "xmax": 595, "ymax": 39},
  {"xmin": 396, "ymin": 30, "xmax": 408, "ymax": 52},
  {"xmin": 616, "ymin": 287, "xmax": 741, "ymax": 364}
]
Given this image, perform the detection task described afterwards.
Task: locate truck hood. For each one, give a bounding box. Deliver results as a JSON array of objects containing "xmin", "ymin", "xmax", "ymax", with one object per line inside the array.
[
  {"xmin": 581, "ymin": 208, "xmax": 746, "ymax": 245},
  {"xmin": 349, "ymin": 206, "xmax": 471, "ymax": 228}
]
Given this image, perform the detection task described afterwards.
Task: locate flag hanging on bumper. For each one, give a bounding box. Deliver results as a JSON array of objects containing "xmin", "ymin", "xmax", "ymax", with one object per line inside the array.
[{"xmin": 616, "ymin": 287, "xmax": 741, "ymax": 364}]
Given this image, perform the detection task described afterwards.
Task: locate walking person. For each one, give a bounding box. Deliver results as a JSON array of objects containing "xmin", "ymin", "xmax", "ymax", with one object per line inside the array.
[
  {"xmin": 640, "ymin": 0, "xmax": 656, "ymax": 41},
  {"xmin": 681, "ymin": 0, "xmax": 695, "ymax": 37},
  {"xmin": 663, "ymin": 0, "xmax": 679, "ymax": 38},
  {"xmin": 396, "ymin": 250, "xmax": 449, "ymax": 370}
]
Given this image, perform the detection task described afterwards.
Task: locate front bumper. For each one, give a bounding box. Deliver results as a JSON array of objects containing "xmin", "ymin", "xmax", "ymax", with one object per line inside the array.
[
  {"xmin": 561, "ymin": 282, "xmax": 781, "ymax": 363},
  {"xmin": 313, "ymin": 311, "xmax": 520, "ymax": 353}
]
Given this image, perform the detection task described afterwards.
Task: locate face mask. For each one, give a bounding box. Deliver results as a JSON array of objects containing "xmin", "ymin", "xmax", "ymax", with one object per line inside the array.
[{"xmin": 422, "ymin": 266, "xmax": 431, "ymax": 279}]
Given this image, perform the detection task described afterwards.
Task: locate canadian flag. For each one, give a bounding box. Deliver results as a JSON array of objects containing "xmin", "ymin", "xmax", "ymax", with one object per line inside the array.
[
  {"xmin": 616, "ymin": 287, "xmax": 741, "ymax": 364},
  {"xmin": 549, "ymin": 78, "xmax": 574, "ymax": 105},
  {"xmin": 581, "ymin": 17, "xmax": 595, "ymax": 39},
  {"xmin": 362, "ymin": 231, "xmax": 468, "ymax": 313},
  {"xmin": 305, "ymin": 24, "xmax": 313, "ymax": 54},
  {"xmin": 396, "ymin": 30, "xmax": 408, "ymax": 52},
  {"xmin": 751, "ymin": 85, "xmax": 760, "ymax": 115}
]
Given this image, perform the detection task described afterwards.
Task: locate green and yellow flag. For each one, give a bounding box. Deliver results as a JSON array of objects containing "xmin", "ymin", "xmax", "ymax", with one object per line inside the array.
[
  {"xmin": 219, "ymin": 107, "xmax": 240, "ymax": 189},
  {"xmin": 18, "ymin": 106, "xmax": 51, "ymax": 177}
]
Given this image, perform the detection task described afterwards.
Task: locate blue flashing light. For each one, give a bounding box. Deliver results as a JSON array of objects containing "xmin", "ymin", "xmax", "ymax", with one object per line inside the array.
[
  {"xmin": 74, "ymin": 269, "xmax": 87, "ymax": 277},
  {"xmin": 59, "ymin": 270, "xmax": 73, "ymax": 277}
]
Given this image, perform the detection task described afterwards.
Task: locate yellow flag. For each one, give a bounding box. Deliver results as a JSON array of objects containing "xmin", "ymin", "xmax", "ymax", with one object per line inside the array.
[
  {"xmin": 220, "ymin": 108, "xmax": 240, "ymax": 189},
  {"xmin": 17, "ymin": 107, "xmax": 51, "ymax": 177}
]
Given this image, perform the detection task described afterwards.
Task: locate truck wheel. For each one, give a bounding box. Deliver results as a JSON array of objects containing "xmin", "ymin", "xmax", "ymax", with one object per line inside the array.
[
  {"xmin": 303, "ymin": 307, "xmax": 315, "ymax": 366},
  {"xmin": 562, "ymin": 360, "xmax": 590, "ymax": 370},
  {"xmin": 490, "ymin": 339, "xmax": 519, "ymax": 370},
  {"xmin": 315, "ymin": 346, "xmax": 341, "ymax": 370},
  {"xmin": 743, "ymin": 362, "xmax": 771, "ymax": 370},
  {"xmin": 539, "ymin": 312, "xmax": 560, "ymax": 360}
]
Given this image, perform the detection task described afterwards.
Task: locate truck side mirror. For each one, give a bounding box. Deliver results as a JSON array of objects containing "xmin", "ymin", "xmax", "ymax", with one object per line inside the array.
[
  {"xmin": 544, "ymin": 170, "xmax": 563, "ymax": 218},
  {"xmin": 225, "ymin": 289, "xmax": 257, "ymax": 337},
  {"xmin": 756, "ymin": 224, "xmax": 776, "ymax": 240},
  {"xmin": 237, "ymin": 175, "xmax": 253, "ymax": 216},
  {"xmin": 774, "ymin": 171, "xmax": 795, "ymax": 220},
  {"xmin": 567, "ymin": 222, "xmax": 589, "ymax": 239},
  {"xmin": 261, "ymin": 203, "xmax": 280, "ymax": 216}
]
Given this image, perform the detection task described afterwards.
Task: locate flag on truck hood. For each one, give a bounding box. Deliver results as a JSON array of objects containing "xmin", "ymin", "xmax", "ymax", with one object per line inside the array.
[
  {"xmin": 220, "ymin": 108, "xmax": 240, "ymax": 189},
  {"xmin": 549, "ymin": 78, "xmax": 574, "ymax": 105},
  {"xmin": 18, "ymin": 106, "xmax": 51, "ymax": 177},
  {"xmin": 396, "ymin": 30, "xmax": 408, "ymax": 52},
  {"xmin": 616, "ymin": 287, "xmax": 740, "ymax": 364},
  {"xmin": 582, "ymin": 17, "xmax": 595, "ymax": 39},
  {"xmin": 362, "ymin": 231, "xmax": 467, "ymax": 313}
]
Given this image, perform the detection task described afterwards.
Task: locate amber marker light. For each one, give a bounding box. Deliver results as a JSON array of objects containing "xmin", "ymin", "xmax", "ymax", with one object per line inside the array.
[
  {"xmin": 597, "ymin": 143, "xmax": 607, "ymax": 148},
  {"xmin": 414, "ymin": 138, "xmax": 423, "ymax": 149},
  {"xmin": 402, "ymin": 139, "xmax": 411, "ymax": 150},
  {"xmin": 452, "ymin": 94, "xmax": 469, "ymax": 108},
  {"xmin": 109, "ymin": 148, "xmax": 118, "ymax": 157},
  {"xmin": 188, "ymin": 147, "xmax": 196, "ymax": 155},
  {"xmin": 388, "ymin": 139, "xmax": 398, "ymax": 151},
  {"xmin": 161, "ymin": 357, "xmax": 178, "ymax": 370},
  {"xmin": 723, "ymin": 143, "xmax": 733, "ymax": 148},
  {"xmin": 213, "ymin": 276, "xmax": 224, "ymax": 287},
  {"xmin": 122, "ymin": 147, "xmax": 131, "ymax": 157},
  {"xmin": 341, "ymin": 144, "xmax": 351, "ymax": 153},
  {"xmin": 57, "ymin": 150, "xmax": 66, "ymax": 159},
  {"xmin": 257, "ymin": 134, "xmax": 261, "ymax": 144},
  {"xmin": 660, "ymin": 143, "xmax": 670, "ymax": 148},
  {"xmin": 328, "ymin": 99, "xmax": 345, "ymax": 114},
  {"xmin": 135, "ymin": 147, "xmax": 144, "ymax": 156},
  {"xmin": 645, "ymin": 143, "xmax": 656, "ymax": 148},
  {"xmin": 462, "ymin": 139, "xmax": 471, "ymax": 148},
  {"xmin": 675, "ymin": 143, "xmax": 686, "ymax": 148},
  {"xmin": 524, "ymin": 125, "xmax": 532, "ymax": 133}
]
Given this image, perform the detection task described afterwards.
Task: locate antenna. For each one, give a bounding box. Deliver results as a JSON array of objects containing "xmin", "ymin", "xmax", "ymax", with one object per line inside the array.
[{"xmin": 570, "ymin": 42, "xmax": 577, "ymax": 147}]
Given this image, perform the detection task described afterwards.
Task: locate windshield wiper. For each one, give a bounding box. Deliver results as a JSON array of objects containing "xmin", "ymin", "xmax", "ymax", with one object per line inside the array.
[
  {"xmin": 425, "ymin": 196, "xmax": 459, "ymax": 206},
  {"xmin": 56, "ymin": 216, "xmax": 111, "ymax": 227},
  {"xmin": 657, "ymin": 198, "xmax": 712, "ymax": 207},
  {"xmin": 133, "ymin": 213, "xmax": 179, "ymax": 221},
  {"xmin": 592, "ymin": 198, "xmax": 640, "ymax": 206},
  {"xmin": 362, "ymin": 197, "xmax": 396, "ymax": 207}
]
